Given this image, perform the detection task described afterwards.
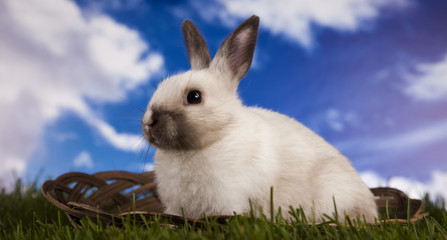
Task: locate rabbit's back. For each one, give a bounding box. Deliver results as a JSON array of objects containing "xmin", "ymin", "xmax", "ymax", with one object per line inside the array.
[{"xmin": 246, "ymin": 107, "xmax": 377, "ymax": 221}]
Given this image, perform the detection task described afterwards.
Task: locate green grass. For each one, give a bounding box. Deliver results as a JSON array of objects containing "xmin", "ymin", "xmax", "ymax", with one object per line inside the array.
[{"xmin": 1, "ymin": 179, "xmax": 446, "ymax": 239}]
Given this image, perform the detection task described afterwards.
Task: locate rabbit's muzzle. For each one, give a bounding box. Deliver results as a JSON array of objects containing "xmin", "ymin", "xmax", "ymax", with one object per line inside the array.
[{"xmin": 142, "ymin": 107, "xmax": 202, "ymax": 150}]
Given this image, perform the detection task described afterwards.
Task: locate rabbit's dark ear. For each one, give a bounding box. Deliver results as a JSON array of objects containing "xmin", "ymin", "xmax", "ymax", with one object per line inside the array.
[
  {"xmin": 182, "ymin": 20, "xmax": 211, "ymax": 70},
  {"xmin": 211, "ymin": 15, "xmax": 259, "ymax": 86}
]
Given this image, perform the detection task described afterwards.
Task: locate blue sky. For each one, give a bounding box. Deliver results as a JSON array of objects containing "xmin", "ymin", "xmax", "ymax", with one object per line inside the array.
[{"xmin": 1, "ymin": 0, "xmax": 446, "ymax": 200}]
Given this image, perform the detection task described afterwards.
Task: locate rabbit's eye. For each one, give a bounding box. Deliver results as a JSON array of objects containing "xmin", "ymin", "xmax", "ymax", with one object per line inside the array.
[{"xmin": 186, "ymin": 90, "xmax": 202, "ymax": 104}]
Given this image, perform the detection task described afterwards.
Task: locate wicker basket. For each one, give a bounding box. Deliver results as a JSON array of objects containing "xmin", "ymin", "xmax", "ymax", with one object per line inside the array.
[{"xmin": 41, "ymin": 171, "xmax": 428, "ymax": 226}]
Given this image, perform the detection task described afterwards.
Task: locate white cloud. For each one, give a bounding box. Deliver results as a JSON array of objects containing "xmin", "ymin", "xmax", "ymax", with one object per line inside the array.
[
  {"xmin": 376, "ymin": 120, "xmax": 447, "ymax": 150},
  {"xmin": 143, "ymin": 163, "xmax": 154, "ymax": 172},
  {"xmin": 82, "ymin": 113, "xmax": 145, "ymax": 152},
  {"xmin": 0, "ymin": 156, "xmax": 26, "ymax": 191},
  {"xmin": 360, "ymin": 170, "xmax": 447, "ymax": 205},
  {"xmin": 325, "ymin": 108, "xmax": 360, "ymax": 132},
  {"xmin": 193, "ymin": 0, "xmax": 408, "ymax": 48},
  {"xmin": 307, "ymin": 108, "xmax": 361, "ymax": 133},
  {"xmin": 81, "ymin": 0, "xmax": 145, "ymax": 12},
  {"xmin": 326, "ymin": 109, "xmax": 345, "ymax": 132},
  {"xmin": 405, "ymin": 54, "xmax": 447, "ymax": 101},
  {"xmin": 336, "ymin": 119, "xmax": 447, "ymax": 154},
  {"xmin": 73, "ymin": 151, "xmax": 94, "ymax": 169},
  {"xmin": 0, "ymin": 0, "xmax": 163, "ymax": 189}
]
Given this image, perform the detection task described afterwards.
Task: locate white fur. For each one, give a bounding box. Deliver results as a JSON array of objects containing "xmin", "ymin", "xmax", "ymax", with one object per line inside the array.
[
  {"xmin": 144, "ymin": 16, "xmax": 378, "ymax": 222},
  {"xmin": 147, "ymin": 70, "xmax": 377, "ymax": 222}
]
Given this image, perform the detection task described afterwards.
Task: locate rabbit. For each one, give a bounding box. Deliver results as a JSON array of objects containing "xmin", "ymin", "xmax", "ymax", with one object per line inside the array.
[{"xmin": 141, "ymin": 15, "xmax": 378, "ymax": 222}]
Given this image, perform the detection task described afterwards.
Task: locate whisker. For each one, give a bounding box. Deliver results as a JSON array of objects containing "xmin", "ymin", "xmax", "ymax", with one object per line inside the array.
[
  {"xmin": 143, "ymin": 144, "xmax": 151, "ymax": 173},
  {"xmin": 101, "ymin": 91, "xmax": 146, "ymax": 114},
  {"xmin": 126, "ymin": 99, "xmax": 146, "ymax": 113},
  {"xmin": 110, "ymin": 116, "xmax": 145, "ymax": 121},
  {"xmin": 118, "ymin": 127, "xmax": 144, "ymax": 132},
  {"xmin": 130, "ymin": 136, "xmax": 148, "ymax": 160}
]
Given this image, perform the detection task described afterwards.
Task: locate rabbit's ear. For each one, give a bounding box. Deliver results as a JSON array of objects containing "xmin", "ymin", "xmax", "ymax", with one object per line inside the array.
[
  {"xmin": 182, "ymin": 20, "xmax": 212, "ymax": 70},
  {"xmin": 211, "ymin": 15, "xmax": 259, "ymax": 86}
]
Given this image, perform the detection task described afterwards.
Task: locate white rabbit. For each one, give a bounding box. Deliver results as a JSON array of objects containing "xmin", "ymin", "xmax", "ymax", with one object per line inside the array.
[{"xmin": 142, "ymin": 15, "xmax": 377, "ymax": 222}]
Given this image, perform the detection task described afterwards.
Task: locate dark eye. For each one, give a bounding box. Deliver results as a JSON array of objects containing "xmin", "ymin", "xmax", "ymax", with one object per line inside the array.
[{"xmin": 186, "ymin": 90, "xmax": 202, "ymax": 104}]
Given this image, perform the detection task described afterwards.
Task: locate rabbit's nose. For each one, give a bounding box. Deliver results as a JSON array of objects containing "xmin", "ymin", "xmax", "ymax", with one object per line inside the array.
[
  {"xmin": 142, "ymin": 110, "xmax": 154, "ymax": 127},
  {"xmin": 142, "ymin": 109, "xmax": 160, "ymax": 129}
]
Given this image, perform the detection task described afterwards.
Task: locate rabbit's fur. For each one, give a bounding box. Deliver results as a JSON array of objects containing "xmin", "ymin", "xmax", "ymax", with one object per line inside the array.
[{"xmin": 142, "ymin": 15, "xmax": 377, "ymax": 222}]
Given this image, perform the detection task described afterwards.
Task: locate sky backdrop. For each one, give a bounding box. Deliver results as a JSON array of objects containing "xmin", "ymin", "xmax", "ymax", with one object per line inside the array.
[{"xmin": 1, "ymin": 0, "xmax": 447, "ymax": 201}]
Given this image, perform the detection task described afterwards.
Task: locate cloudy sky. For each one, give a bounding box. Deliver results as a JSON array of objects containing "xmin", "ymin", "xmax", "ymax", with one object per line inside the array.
[{"xmin": 1, "ymin": 0, "xmax": 446, "ymax": 201}]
